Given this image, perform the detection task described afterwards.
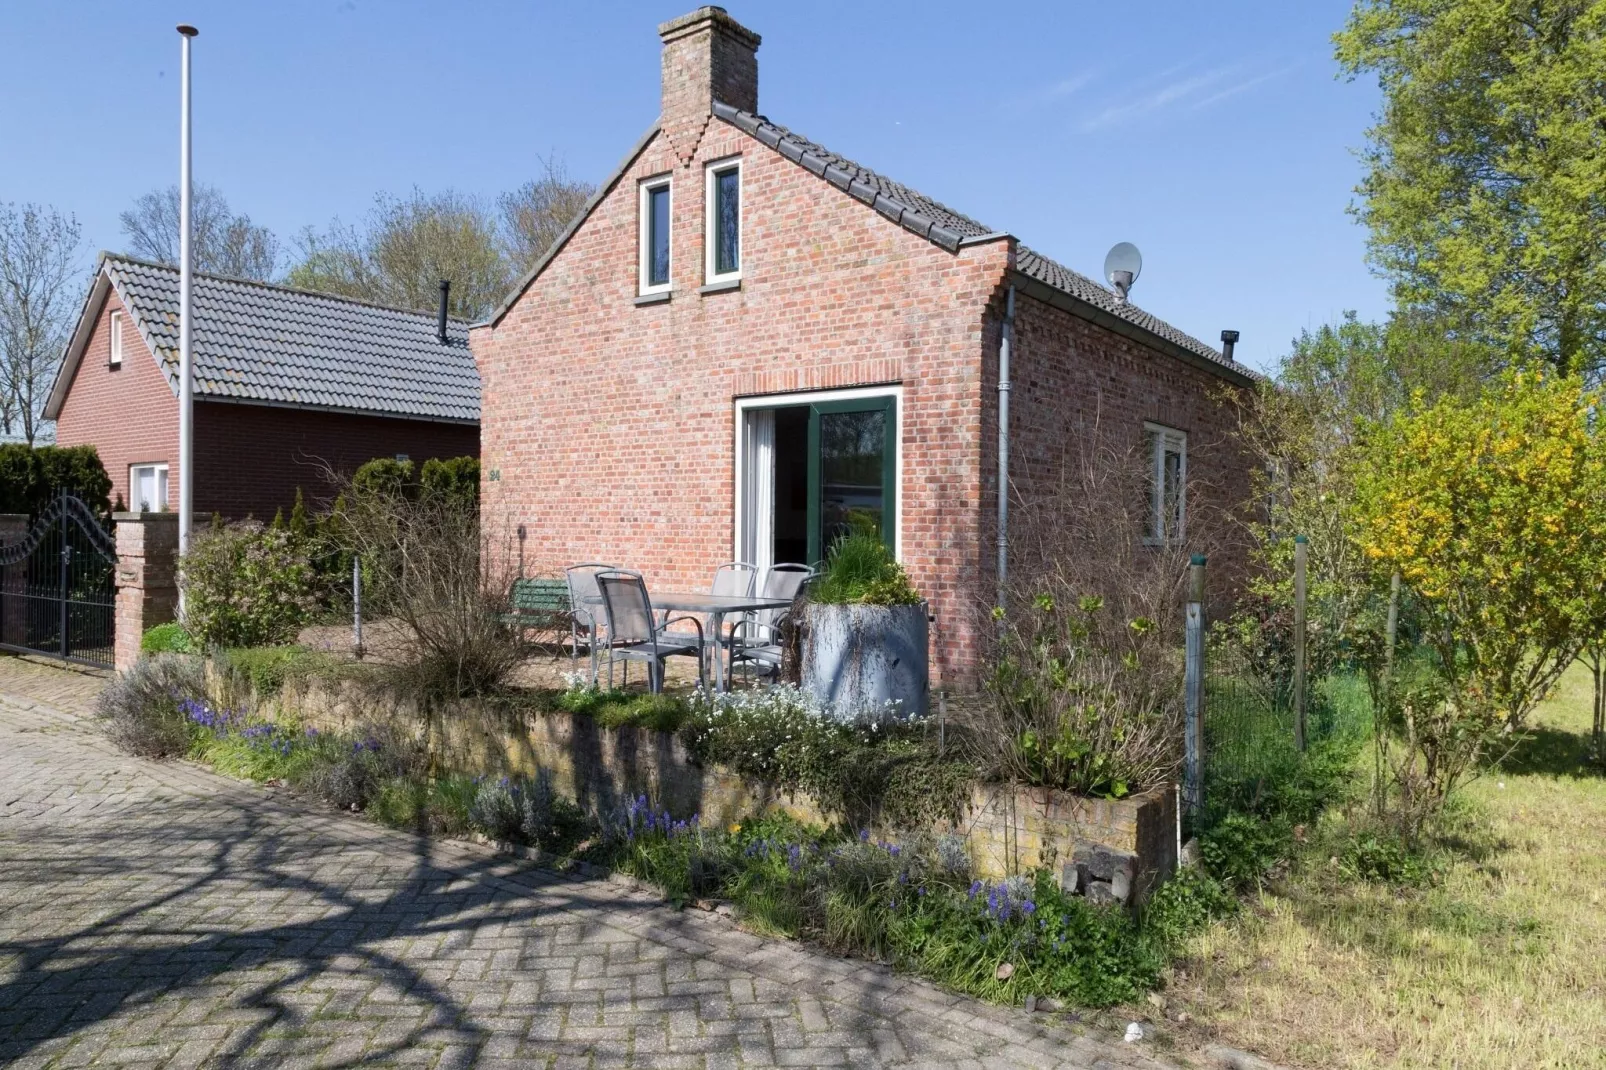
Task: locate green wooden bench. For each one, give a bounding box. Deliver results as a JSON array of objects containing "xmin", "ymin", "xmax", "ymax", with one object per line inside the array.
[{"xmin": 502, "ymin": 578, "xmax": 573, "ymax": 636}]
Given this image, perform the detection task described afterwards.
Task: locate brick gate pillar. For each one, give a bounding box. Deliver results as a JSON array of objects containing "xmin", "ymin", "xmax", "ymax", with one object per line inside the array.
[
  {"xmin": 113, "ymin": 512, "xmax": 180, "ymax": 673},
  {"xmin": 0, "ymin": 514, "xmax": 27, "ymax": 647}
]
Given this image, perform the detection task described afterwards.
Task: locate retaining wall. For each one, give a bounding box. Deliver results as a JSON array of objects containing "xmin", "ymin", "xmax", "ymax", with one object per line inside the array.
[{"xmin": 228, "ymin": 669, "xmax": 1176, "ymax": 901}]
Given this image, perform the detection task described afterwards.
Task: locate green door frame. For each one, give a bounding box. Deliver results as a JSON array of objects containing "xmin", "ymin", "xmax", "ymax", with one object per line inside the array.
[{"xmin": 804, "ymin": 395, "xmax": 897, "ymax": 566}]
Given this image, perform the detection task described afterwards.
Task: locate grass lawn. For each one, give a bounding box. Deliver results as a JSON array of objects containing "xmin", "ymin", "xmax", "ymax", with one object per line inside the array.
[{"xmin": 1167, "ymin": 662, "xmax": 1606, "ymax": 1069}]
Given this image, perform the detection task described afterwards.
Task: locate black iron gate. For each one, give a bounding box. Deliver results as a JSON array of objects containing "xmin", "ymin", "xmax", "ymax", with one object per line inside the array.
[{"xmin": 0, "ymin": 492, "xmax": 117, "ymax": 668}]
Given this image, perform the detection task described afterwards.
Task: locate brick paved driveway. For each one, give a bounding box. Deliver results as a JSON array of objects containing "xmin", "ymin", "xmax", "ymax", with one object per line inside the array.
[{"xmin": 0, "ymin": 656, "xmax": 1174, "ymax": 1070}]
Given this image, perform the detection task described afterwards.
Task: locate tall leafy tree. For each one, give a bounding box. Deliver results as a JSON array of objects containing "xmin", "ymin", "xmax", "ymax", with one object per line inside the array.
[
  {"xmin": 1336, "ymin": 0, "xmax": 1606, "ymax": 375},
  {"xmin": 120, "ymin": 184, "xmax": 280, "ymax": 282},
  {"xmin": 288, "ymin": 189, "xmax": 510, "ymax": 320},
  {"xmin": 0, "ymin": 202, "xmax": 85, "ymax": 444}
]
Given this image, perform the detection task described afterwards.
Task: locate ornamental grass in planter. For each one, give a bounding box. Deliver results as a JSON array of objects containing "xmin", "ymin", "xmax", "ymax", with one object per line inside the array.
[{"xmin": 801, "ymin": 531, "xmax": 929, "ymax": 719}]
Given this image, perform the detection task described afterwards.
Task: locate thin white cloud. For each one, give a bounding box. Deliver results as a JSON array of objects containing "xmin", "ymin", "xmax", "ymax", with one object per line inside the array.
[
  {"xmin": 1077, "ymin": 60, "xmax": 1292, "ymax": 131},
  {"xmin": 1013, "ymin": 70, "xmax": 1099, "ymax": 108},
  {"xmin": 1044, "ymin": 71, "xmax": 1097, "ymax": 100},
  {"xmin": 1188, "ymin": 64, "xmax": 1299, "ymax": 111}
]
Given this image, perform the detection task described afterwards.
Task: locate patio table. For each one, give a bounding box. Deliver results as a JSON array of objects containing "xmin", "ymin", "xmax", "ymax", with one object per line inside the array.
[{"xmin": 583, "ymin": 590, "xmax": 792, "ymax": 692}]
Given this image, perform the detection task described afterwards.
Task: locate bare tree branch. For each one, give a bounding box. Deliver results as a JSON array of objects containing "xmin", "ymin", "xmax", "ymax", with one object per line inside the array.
[
  {"xmin": 0, "ymin": 202, "xmax": 86, "ymax": 444},
  {"xmin": 498, "ymin": 156, "xmax": 596, "ymax": 273},
  {"xmin": 120, "ymin": 184, "xmax": 280, "ymax": 282}
]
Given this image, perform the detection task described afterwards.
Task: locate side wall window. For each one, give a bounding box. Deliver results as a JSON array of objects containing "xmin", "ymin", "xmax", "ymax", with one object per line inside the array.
[
  {"xmin": 109, "ymin": 311, "xmax": 124, "ymax": 367},
  {"xmin": 130, "ymin": 464, "xmax": 169, "ymax": 513},
  {"xmin": 1144, "ymin": 423, "xmax": 1186, "ymax": 544}
]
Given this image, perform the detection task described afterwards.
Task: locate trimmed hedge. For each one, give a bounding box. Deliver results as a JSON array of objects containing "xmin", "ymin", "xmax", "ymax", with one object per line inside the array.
[{"xmin": 0, "ymin": 444, "xmax": 112, "ymax": 517}]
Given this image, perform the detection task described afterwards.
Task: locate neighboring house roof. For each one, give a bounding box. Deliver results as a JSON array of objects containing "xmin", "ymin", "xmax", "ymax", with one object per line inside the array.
[{"xmin": 46, "ymin": 255, "xmax": 480, "ymax": 425}]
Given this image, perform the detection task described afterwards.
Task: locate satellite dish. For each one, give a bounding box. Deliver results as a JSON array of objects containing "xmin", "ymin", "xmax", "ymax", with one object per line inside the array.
[{"xmin": 1104, "ymin": 242, "xmax": 1142, "ymax": 303}]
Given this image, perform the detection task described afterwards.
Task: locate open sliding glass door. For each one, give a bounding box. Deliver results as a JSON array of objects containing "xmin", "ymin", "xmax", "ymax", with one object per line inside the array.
[
  {"xmin": 805, "ymin": 396, "xmax": 896, "ymax": 564},
  {"xmin": 739, "ymin": 393, "xmax": 898, "ymax": 570}
]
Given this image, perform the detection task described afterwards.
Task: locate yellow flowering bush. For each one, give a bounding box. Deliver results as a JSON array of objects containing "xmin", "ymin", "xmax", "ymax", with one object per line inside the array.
[{"xmin": 1354, "ymin": 371, "xmax": 1606, "ymax": 732}]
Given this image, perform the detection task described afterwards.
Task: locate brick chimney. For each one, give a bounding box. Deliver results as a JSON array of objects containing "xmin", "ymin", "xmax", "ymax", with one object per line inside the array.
[{"xmin": 658, "ymin": 6, "xmax": 760, "ymax": 147}]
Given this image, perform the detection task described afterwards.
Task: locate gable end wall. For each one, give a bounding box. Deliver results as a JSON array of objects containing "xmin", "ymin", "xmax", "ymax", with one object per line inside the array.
[{"xmin": 474, "ymin": 122, "xmax": 1012, "ymax": 684}]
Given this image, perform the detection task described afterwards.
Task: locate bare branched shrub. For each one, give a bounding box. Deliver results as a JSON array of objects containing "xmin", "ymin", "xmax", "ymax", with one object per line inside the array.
[
  {"xmin": 967, "ymin": 421, "xmax": 1235, "ymax": 796},
  {"xmin": 325, "ymin": 466, "xmax": 525, "ymax": 699}
]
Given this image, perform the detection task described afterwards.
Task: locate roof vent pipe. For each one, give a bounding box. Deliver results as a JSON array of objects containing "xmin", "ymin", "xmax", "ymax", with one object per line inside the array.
[
  {"xmin": 437, "ymin": 280, "xmax": 450, "ymax": 344},
  {"xmin": 1220, "ymin": 329, "xmax": 1240, "ymax": 362}
]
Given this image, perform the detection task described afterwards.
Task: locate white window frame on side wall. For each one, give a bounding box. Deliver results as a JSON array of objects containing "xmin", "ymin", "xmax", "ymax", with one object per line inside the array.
[
  {"xmin": 704, "ymin": 156, "xmax": 742, "ymax": 285},
  {"xmin": 1143, "ymin": 422, "xmax": 1187, "ymax": 546},
  {"xmin": 129, "ymin": 463, "xmax": 169, "ymax": 514},
  {"xmin": 109, "ymin": 310, "xmax": 123, "ymax": 367},
  {"xmin": 638, "ymin": 175, "xmax": 673, "ymax": 295}
]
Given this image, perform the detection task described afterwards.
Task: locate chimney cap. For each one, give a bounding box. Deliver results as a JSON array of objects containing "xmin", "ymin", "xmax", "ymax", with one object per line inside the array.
[
  {"xmin": 658, "ymin": 6, "xmax": 761, "ymax": 47},
  {"xmin": 1220, "ymin": 329, "xmax": 1240, "ymax": 344}
]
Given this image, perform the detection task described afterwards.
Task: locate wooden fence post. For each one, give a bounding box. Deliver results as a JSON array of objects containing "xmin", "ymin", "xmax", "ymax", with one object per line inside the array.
[
  {"xmin": 1184, "ymin": 554, "xmax": 1207, "ymax": 819},
  {"xmin": 1293, "ymin": 534, "xmax": 1309, "ymax": 752}
]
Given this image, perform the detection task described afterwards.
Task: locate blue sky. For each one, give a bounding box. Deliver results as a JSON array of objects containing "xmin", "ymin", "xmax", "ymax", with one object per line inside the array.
[{"xmin": 0, "ymin": 1, "xmax": 1385, "ymax": 373}]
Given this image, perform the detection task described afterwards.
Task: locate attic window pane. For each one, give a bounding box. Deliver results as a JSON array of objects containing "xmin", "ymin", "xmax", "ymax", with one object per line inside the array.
[
  {"xmin": 648, "ymin": 185, "xmax": 670, "ymax": 287},
  {"xmin": 714, "ymin": 167, "xmax": 740, "ymax": 276},
  {"xmin": 110, "ymin": 311, "xmax": 123, "ymax": 366}
]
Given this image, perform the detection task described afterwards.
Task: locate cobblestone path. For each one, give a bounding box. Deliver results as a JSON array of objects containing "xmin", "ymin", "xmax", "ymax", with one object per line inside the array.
[{"xmin": 0, "ymin": 656, "xmax": 1174, "ymax": 1070}]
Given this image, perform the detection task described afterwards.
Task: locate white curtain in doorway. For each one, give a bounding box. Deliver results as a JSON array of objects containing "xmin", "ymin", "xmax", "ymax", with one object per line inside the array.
[{"xmin": 742, "ymin": 409, "xmax": 775, "ymax": 573}]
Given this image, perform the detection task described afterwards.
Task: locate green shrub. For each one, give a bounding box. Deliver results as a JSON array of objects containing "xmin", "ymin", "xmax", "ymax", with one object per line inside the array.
[
  {"xmin": 368, "ymin": 774, "xmax": 480, "ymax": 836},
  {"xmin": 0, "ymin": 443, "xmax": 112, "ymax": 517},
  {"xmin": 810, "ymin": 530, "xmax": 920, "ymax": 606},
  {"xmin": 352, "ymin": 456, "xmax": 414, "ymax": 498},
  {"xmin": 676, "ymin": 685, "xmax": 971, "ymax": 829},
  {"xmin": 555, "ymin": 686, "xmax": 689, "ymax": 732},
  {"xmin": 1139, "ymin": 867, "xmax": 1235, "ymax": 953},
  {"xmin": 600, "ymin": 808, "xmax": 1162, "ymax": 1007},
  {"xmin": 350, "ymin": 455, "xmax": 479, "ymax": 505},
  {"xmin": 1200, "ymin": 812, "xmax": 1294, "ymax": 890},
  {"xmin": 419, "ymin": 456, "xmax": 479, "ymax": 505},
  {"xmin": 181, "ymin": 520, "xmax": 315, "ymax": 647},
  {"xmin": 1339, "ymin": 826, "xmax": 1437, "ymax": 886},
  {"xmin": 95, "ymin": 654, "xmax": 207, "ymax": 758},
  {"xmin": 467, "ymin": 771, "xmax": 589, "ymax": 850},
  {"xmin": 218, "ymin": 645, "xmax": 338, "ymax": 696},
  {"xmin": 140, "ymin": 622, "xmax": 194, "ymax": 655}
]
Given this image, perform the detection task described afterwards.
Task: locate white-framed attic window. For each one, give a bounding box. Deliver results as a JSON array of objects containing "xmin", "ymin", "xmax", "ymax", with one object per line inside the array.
[
  {"xmin": 639, "ymin": 175, "xmax": 672, "ymax": 295},
  {"xmin": 1144, "ymin": 422, "xmax": 1187, "ymax": 545},
  {"xmin": 109, "ymin": 311, "xmax": 124, "ymax": 367},
  {"xmin": 704, "ymin": 157, "xmax": 742, "ymax": 284}
]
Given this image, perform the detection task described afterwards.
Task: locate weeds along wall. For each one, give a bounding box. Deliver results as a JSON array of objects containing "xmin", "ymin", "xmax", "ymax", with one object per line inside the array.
[{"xmin": 223, "ymin": 667, "xmax": 1176, "ymax": 897}]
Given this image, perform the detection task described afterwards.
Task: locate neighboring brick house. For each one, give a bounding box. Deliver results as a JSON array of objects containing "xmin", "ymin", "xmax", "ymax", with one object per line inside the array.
[
  {"xmin": 47, "ymin": 255, "xmax": 480, "ymax": 519},
  {"xmin": 473, "ymin": 6, "xmax": 1257, "ymax": 685}
]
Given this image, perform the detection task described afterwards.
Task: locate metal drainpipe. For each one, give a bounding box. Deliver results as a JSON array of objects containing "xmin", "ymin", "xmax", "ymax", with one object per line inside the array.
[{"xmin": 996, "ymin": 285, "xmax": 1015, "ymax": 617}]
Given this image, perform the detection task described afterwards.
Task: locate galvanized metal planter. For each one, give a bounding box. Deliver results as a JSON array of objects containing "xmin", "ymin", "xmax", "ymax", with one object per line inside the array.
[{"xmin": 799, "ymin": 601, "xmax": 928, "ymax": 720}]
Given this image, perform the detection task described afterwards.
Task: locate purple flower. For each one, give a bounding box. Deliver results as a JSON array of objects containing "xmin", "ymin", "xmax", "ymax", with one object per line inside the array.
[{"xmin": 968, "ymin": 880, "xmax": 983, "ymax": 900}]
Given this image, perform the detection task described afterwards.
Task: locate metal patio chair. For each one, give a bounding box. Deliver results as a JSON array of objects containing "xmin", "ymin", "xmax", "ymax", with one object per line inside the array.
[
  {"xmin": 565, "ymin": 562, "xmax": 620, "ymax": 685},
  {"xmin": 595, "ymin": 570, "xmax": 706, "ymax": 693},
  {"xmin": 728, "ymin": 563, "xmax": 814, "ymax": 683},
  {"xmin": 701, "ymin": 561, "xmax": 758, "ymax": 668}
]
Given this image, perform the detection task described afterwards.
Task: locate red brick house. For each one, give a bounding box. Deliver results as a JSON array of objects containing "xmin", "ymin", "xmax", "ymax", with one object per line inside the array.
[
  {"xmin": 47, "ymin": 255, "xmax": 480, "ymax": 519},
  {"xmin": 472, "ymin": 6, "xmax": 1256, "ymax": 684}
]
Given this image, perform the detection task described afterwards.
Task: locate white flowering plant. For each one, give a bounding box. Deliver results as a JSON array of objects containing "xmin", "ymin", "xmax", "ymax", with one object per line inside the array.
[{"xmin": 678, "ymin": 685, "xmax": 971, "ymax": 829}]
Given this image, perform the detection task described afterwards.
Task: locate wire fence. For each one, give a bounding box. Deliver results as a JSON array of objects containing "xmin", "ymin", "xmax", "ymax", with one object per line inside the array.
[{"xmin": 1198, "ymin": 640, "xmax": 1375, "ymax": 822}]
